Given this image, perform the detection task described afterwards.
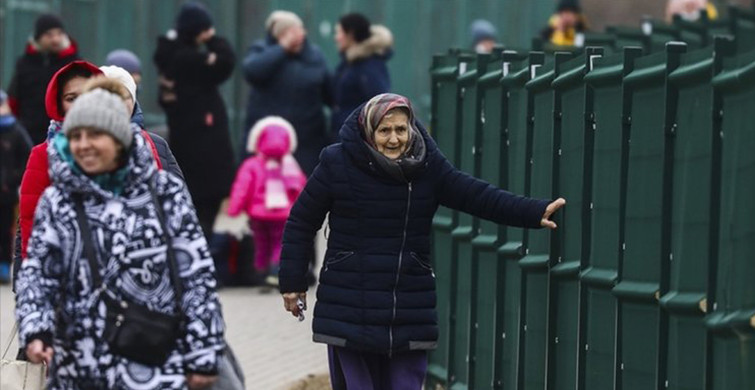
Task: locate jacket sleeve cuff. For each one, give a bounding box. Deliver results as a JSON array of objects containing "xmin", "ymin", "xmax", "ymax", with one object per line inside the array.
[
  {"xmin": 185, "ymin": 367, "xmax": 220, "ymax": 376},
  {"xmin": 279, "ymin": 276, "xmax": 308, "ymax": 294},
  {"xmin": 184, "ymin": 351, "xmax": 221, "ymax": 375},
  {"xmin": 24, "ymin": 331, "xmax": 53, "ymax": 349},
  {"xmin": 527, "ymin": 199, "xmax": 552, "ymax": 229}
]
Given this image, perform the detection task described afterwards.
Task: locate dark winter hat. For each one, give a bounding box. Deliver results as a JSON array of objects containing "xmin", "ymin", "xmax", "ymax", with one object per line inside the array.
[
  {"xmin": 62, "ymin": 89, "xmax": 133, "ymax": 149},
  {"xmin": 557, "ymin": 0, "xmax": 581, "ymax": 12},
  {"xmin": 339, "ymin": 13, "xmax": 371, "ymax": 43},
  {"xmin": 34, "ymin": 13, "xmax": 65, "ymax": 40},
  {"xmin": 176, "ymin": 1, "xmax": 213, "ymax": 40},
  {"xmin": 105, "ymin": 49, "xmax": 142, "ymax": 75},
  {"xmin": 470, "ymin": 19, "xmax": 498, "ymax": 45}
]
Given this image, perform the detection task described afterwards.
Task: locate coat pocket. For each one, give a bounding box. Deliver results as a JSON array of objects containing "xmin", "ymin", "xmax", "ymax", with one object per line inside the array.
[
  {"xmin": 410, "ymin": 252, "xmax": 434, "ymax": 272},
  {"xmin": 324, "ymin": 251, "xmax": 355, "ymax": 271}
]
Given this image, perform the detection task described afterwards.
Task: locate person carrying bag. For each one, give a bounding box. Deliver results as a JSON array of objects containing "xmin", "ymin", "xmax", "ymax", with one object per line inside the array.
[{"xmin": 15, "ymin": 88, "xmax": 225, "ymax": 389}]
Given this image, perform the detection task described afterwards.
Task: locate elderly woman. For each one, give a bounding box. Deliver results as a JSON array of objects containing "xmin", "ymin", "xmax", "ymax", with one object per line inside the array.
[
  {"xmin": 279, "ymin": 93, "xmax": 565, "ymax": 388},
  {"xmin": 15, "ymin": 88, "xmax": 224, "ymax": 389}
]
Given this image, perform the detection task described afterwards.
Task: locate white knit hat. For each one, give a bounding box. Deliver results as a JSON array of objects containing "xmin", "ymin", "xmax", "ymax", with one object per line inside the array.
[
  {"xmin": 265, "ymin": 10, "xmax": 303, "ymax": 38},
  {"xmin": 99, "ymin": 65, "xmax": 137, "ymax": 102},
  {"xmin": 62, "ymin": 89, "xmax": 133, "ymax": 148},
  {"xmin": 247, "ymin": 116, "xmax": 298, "ymax": 154}
]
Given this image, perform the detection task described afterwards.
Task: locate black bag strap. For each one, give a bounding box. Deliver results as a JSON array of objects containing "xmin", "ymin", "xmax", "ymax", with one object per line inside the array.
[
  {"xmin": 147, "ymin": 177, "xmax": 185, "ymax": 309},
  {"xmin": 73, "ymin": 194, "xmax": 104, "ymax": 291}
]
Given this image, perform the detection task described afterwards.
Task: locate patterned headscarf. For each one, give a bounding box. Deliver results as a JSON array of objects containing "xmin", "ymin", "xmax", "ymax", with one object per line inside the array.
[{"xmin": 358, "ymin": 93, "xmax": 418, "ymax": 147}]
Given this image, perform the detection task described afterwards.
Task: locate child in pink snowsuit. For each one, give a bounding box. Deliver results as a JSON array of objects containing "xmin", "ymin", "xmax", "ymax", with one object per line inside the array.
[{"xmin": 228, "ymin": 116, "xmax": 307, "ymax": 279}]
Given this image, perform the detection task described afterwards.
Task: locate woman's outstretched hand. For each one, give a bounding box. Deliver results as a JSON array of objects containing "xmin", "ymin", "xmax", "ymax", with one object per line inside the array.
[{"xmin": 541, "ymin": 198, "xmax": 566, "ymax": 229}]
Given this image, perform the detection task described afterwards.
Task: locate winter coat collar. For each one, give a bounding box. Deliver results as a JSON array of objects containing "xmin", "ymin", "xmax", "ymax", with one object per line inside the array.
[
  {"xmin": 25, "ymin": 35, "xmax": 77, "ymax": 58},
  {"xmin": 47, "ymin": 125, "xmax": 156, "ymax": 199},
  {"xmin": 344, "ymin": 25, "xmax": 393, "ymax": 63},
  {"xmin": 339, "ymin": 103, "xmax": 434, "ymax": 183}
]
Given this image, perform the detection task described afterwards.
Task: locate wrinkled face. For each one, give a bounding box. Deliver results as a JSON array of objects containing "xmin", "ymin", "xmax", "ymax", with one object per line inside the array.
[
  {"xmin": 335, "ymin": 24, "xmax": 354, "ymax": 52},
  {"xmin": 37, "ymin": 28, "xmax": 66, "ymax": 53},
  {"xmin": 61, "ymin": 76, "xmax": 89, "ymax": 116},
  {"xmin": 68, "ymin": 127, "xmax": 122, "ymax": 175},
  {"xmin": 374, "ymin": 109, "xmax": 410, "ymax": 160}
]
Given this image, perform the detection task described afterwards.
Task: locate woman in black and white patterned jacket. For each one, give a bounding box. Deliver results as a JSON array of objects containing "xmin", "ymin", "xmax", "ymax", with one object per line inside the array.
[{"xmin": 15, "ymin": 88, "xmax": 224, "ymax": 389}]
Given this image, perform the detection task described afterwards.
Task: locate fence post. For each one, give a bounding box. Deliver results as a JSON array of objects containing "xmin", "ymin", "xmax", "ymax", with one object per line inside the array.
[{"xmin": 707, "ymin": 44, "xmax": 755, "ymax": 390}]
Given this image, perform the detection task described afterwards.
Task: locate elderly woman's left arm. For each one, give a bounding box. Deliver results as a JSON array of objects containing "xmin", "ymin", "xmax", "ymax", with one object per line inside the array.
[
  {"xmin": 159, "ymin": 175, "xmax": 225, "ymax": 375},
  {"xmin": 436, "ymin": 158, "xmax": 551, "ymax": 229}
]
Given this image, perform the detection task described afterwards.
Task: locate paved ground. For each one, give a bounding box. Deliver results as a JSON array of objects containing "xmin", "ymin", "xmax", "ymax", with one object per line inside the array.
[{"xmin": 0, "ymin": 284, "xmax": 331, "ymax": 390}]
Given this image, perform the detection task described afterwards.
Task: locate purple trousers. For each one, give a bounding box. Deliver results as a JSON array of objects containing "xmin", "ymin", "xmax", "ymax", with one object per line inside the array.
[
  {"xmin": 328, "ymin": 346, "xmax": 427, "ymax": 390},
  {"xmin": 249, "ymin": 219, "xmax": 285, "ymax": 272}
]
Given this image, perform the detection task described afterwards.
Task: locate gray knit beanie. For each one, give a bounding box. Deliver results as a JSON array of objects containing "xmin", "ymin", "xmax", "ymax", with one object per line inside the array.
[{"xmin": 62, "ymin": 88, "xmax": 133, "ymax": 149}]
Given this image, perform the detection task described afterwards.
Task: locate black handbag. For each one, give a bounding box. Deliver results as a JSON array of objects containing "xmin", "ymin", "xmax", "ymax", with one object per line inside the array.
[{"xmin": 74, "ymin": 184, "xmax": 184, "ymax": 367}]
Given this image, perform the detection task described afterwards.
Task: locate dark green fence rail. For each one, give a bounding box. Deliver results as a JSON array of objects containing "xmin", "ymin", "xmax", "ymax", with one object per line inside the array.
[{"xmin": 429, "ymin": 5, "xmax": 755, "ymax": 390}]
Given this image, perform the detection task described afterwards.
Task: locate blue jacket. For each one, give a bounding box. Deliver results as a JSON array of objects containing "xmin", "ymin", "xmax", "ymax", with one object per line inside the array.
[
  {"xmin": 242, "ymin": 35, "xmax": 333, "ymax": 175},
  {"xmin": 331, "ymin": 26, "xmax": 393, "ymax": 135},
  {"xmin": 279, "ymin": 106, "xmax": 550, "ymax": 354}
]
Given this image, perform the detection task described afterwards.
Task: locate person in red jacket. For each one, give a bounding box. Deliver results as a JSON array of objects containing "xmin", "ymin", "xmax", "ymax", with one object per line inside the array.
[
  {"xmin": 12, "ymin": 61, "xmax": 184, "ymax": 285},
  {"xmin": 16, "ymin": 61, "xmax": 102, "ymax": 262}
]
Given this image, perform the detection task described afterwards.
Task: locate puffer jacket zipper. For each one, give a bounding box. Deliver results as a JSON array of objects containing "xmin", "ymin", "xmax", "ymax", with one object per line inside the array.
[{"xmin": 389, "ymin": 181, "xmax": 412, "ymax": 356}]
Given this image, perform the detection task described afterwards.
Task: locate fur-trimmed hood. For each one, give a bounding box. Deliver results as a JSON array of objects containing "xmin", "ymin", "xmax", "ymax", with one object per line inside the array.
[
  {"xmin": 345, "ymin": 25, "xmax": 393, "ymax": 63},
  {"xmin": 246, "ymin": 116, "xmax": 298, "ymax": 154}
]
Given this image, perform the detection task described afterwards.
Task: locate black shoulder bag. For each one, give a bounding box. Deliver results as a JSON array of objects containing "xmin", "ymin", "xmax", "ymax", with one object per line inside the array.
[{"xmin": 74, "ymin": 185, "xmax": 184, "ymax": 367}]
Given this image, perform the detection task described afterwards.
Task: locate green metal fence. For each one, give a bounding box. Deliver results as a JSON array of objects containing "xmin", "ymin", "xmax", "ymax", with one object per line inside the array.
[{"xmin": 429, "ymin": 5, "xmax": 755, "ymax": 389}]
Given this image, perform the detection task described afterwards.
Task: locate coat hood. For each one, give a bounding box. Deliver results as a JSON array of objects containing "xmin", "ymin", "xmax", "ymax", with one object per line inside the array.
[
  {"xmin": 246, "ymin": 116, "xmax": 298, "ymax": 155},
  {"xmin": 48, "ymin": 125, "xmax": 156, "ymax": 199},
  {"xmin": 45, "ymin": 60, "xmax": 103, "ymax": 121},
  {"xmin": 339, "ymin": 102, "xmax": 436, "ymax": 182},
  {"xmin": 345, "ymin": 25, "xmax": 394, "ymax": 63},
  {"xmin": 257, "ymin": 126, "xmax": 291, "ymax": 159}
]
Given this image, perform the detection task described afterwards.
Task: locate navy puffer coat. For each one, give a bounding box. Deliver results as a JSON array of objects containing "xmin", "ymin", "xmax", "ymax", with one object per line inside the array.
[{"xmin": 279, "ymin": 106, "xmax": 550, "ymax": 355}]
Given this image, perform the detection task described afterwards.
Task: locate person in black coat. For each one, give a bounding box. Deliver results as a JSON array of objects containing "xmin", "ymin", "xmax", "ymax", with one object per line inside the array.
[
  {"xmin": 242, "ymin": 10, "xmax": 333, "ymax": 176},
  {"xmin": 153, "ymin": 2, "xmax": 236, "ymax": 243},
  {"xmin": 0, "ymin": 90, "xmax": 32, "ymax": 283},
  {"xmin": 279, "ymin": 93, "xmax": 565, "ymax": 387},
  {"xmin": 331, "ymin": 13, "xmax": 393, "ymax": 136},
  {"xmin": 7, "ymin": 14, "xmax": 80, "ymax": 144}
]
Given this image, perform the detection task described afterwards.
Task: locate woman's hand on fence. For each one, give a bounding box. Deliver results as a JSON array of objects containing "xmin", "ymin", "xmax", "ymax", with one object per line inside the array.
[
  {"xmin": 25, "ymin": 339, "xmax": 53, "ymax": 364},
  {"xmin": 283, "ymin": 292, "xmax": 307, "ymax": 318},
  {"xmin": 541, "ymin": 198, "xmax": 566, "ymax": 229},
  {"xmin": 186, "ymin": 373, "xmax": 217, "ymax": 389}
]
